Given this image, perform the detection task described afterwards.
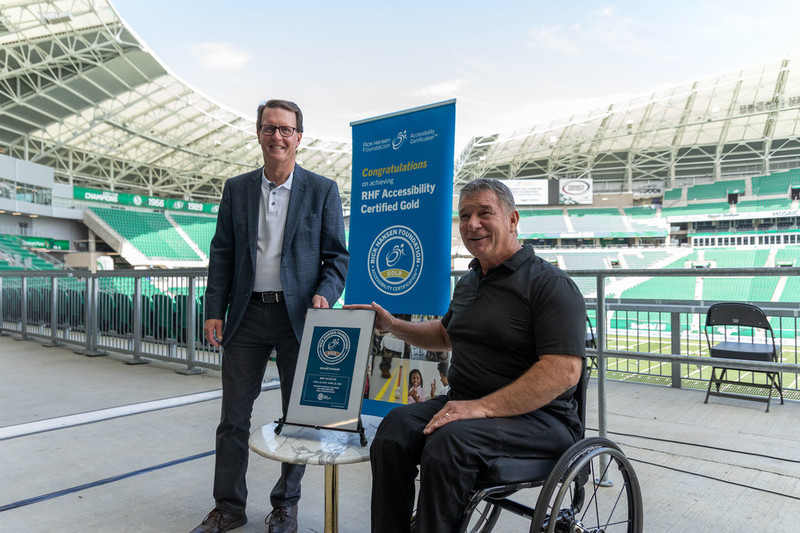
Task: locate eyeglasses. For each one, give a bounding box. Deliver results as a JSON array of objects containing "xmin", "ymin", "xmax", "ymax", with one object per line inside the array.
[{"xmin": 258, "ymin": 125, "xmax": 297, "ymax": 137}]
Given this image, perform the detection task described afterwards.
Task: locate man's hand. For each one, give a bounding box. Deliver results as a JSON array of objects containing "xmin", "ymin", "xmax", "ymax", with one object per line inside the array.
[
  {"xmin": 423, "ymin": 400, "xmax": 489, "ymax": 435},
  {"xmin": 312, "ymin": 295, "xmax": 330, "ymax": 309},
  {"xmin": 343, "ymin": 301, "xmax": 395, "ymax": 333},
  {"xmin": 204, "ymin": 319, "xmax": 223, "ymax": 347}
]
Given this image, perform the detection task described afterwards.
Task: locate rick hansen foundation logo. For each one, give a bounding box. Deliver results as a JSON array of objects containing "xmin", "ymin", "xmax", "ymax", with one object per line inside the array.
[
  {"xmin": 368, "ymin": 225, "xmax": 423, "ymax": 295},
  {"xmin": 317, "ymin": 329, "xmax": 351, "ymax": 366},
  {"xmin": 392, "ymin": 130, "xmax": 407, "ymax": 150}
]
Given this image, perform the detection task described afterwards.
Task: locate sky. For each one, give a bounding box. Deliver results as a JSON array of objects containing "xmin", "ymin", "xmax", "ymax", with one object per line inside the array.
[{"xmin": 112, "ymin": 0, "xmax": 800, "ymax": 152}]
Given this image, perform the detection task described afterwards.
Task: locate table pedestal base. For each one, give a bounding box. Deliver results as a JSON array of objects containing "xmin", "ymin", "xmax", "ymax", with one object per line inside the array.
[{"xmin": 324, "ymin": 464, "xmax": 338, "ymax": 533}]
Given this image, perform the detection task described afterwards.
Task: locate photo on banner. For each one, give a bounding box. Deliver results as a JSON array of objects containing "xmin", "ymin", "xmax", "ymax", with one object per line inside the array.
[{"xmin": 364, "ymin": 336, "xmax": 450, "ymax": 408}]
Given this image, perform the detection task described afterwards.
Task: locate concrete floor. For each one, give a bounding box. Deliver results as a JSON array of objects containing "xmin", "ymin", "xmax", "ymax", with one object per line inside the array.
[{"xmin": 1, "ymin": 335, "xmax": 799, "ymax": 532}]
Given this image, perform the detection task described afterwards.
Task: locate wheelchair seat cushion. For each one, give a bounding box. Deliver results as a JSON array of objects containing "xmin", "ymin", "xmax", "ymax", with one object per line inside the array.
[{"xmin": 476, "ymin": 456, "xmax": 559, "ymax": 486}]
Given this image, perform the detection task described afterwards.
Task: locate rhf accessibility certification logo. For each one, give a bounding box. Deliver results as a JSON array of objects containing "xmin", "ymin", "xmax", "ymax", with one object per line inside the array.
[{"xmin": 368, "ymin": 225, "xmax": 423, "ymax": 295}]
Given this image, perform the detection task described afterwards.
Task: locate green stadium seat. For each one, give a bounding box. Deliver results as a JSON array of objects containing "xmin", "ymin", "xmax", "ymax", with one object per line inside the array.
[{"xmin": 91, "ymin": 208, "xmax": 202, "ymax": 261}]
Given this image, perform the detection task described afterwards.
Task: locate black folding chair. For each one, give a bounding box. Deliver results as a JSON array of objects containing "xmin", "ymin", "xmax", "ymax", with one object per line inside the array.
[
  {"xmin": 451, "ymin": 361, "xmax": 643, "ymax": 533},
  {"xmin": 703, "ymin": 302, "xmax": 783, "ymax": 412}
]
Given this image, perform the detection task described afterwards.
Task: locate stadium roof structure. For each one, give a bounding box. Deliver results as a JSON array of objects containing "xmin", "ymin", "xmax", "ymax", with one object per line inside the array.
[
  {"xmin": 454, "ymin": 56, "xmax": 800, "ymax": 197},
  {"xmin": 0, "ymin": 0, "xmax": 352, "ymax": 206},
  {"xmin": 4, "ymin": 0, "xmax": 800, "ymax": 212}
]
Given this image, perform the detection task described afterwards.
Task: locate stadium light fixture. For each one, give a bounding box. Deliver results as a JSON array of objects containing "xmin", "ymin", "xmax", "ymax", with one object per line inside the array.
[{"xmin": 42, "ymin": 11, "xmax": 73, "ymax": 24}]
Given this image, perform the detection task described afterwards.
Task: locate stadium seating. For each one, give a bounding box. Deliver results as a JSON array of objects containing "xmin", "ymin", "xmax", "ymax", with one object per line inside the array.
[
  {"xmin": 702, "ymin": 277, "xmax": 778, "ymax": 302},
  {"xmin": 621, "ymin": 276, "xmax": 696, "ymax": 300},
  {"xmin": 686, "ymin": 179, "xmax": 745, "ymax": 201},
  {"xmin": 735, "ymin": 198, "xmax": 793, "ymax": 212},
  {"xmin": 751, "ymin": 168, "xmax": 800, "ymax": 196},
  {"xmin": 568, "ymin": 208, "xmax": 629, "ymax": 233},
  {"xmin": 0, "ymin": 234, "xmax": 60, "ymax": 270},
  {"xmin": 171, "ymin": 214, "xmax": 217, "ymax": 255},
  {"xmin": 663, "ymin": 188, "xmax": 682, "ymax": 201},
  {"xmin": 661, "ymin": 202, "xmax": 731, "ymax": 217},
  {"xmin": 518, "ymin": 209, "xmax": 569, "ymax": 237},
  {"xmin": 702, "ymin": 248, "xmax": 770, "ymax": 268},
  {"xmin": 90, "ymin": 208, "xmax": 201, "ymax": 261},
  {"xmin": 621, "ymin": 250, "xmax": 670, "ymax": 269}
]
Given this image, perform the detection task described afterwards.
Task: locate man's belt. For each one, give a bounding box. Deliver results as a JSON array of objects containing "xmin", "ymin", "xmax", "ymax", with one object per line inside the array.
[{"xmin": 252, "ymin": 291, "xmax": 284, "ymax": 303}]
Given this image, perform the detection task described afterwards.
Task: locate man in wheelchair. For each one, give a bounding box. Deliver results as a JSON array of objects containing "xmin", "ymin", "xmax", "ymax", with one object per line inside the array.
[{"xmin": 348, "ymin": 178, "xmax": 586, "ymax": 532}]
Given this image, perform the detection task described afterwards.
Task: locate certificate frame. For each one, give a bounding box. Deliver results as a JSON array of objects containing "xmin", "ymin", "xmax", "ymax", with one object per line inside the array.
[{"xmin": 275, "ymin": 308, "xmax": 375, "ymax": 445}]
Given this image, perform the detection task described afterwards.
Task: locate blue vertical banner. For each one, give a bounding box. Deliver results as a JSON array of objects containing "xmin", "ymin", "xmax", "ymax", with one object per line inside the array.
[{"xmin": 347, "ymin": 100, "xmax": 455, "ymax": 315}]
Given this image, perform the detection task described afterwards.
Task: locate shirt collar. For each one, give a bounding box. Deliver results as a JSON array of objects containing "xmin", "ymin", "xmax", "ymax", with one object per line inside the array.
[
  {"xmin": 468, "ymin": 244, "xmax": 533, "ymax": 273},
  {"xmin": 262, "ymin": 168, "xmax": 294, "ymax": 191}
]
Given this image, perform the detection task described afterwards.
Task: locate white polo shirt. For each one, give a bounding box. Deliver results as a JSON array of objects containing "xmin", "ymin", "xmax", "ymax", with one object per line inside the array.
[{"xmin": 253, "ymin": 169, "xmax": 292, "ymax": 292}]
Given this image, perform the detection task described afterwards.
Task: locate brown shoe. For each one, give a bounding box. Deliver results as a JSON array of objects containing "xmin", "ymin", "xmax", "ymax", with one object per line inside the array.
[
  {"xmin": 266, "ymin": 505, "xmax": 298, "ymax": 533},
  {"xmin": 190, "ymin": 508, "xmax": 247, "ymax": 533}
]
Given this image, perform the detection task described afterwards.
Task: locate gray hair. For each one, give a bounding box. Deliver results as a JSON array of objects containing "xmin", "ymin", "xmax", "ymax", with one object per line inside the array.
[
  {"xmin": 256, "ymin": 99, "xmax": 304, "ymax": 133},
  {"xmin": 459, "ymin": 178, "xmax": 517, "ymax": 214}
]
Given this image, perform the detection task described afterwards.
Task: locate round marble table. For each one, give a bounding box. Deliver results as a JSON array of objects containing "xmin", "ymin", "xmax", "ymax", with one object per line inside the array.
[{"xmin": 249, "ymin": 414, "xmax": 382, "ymax": 533}]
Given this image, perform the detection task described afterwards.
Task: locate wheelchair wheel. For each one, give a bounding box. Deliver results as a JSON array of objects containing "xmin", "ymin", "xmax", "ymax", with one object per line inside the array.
[{"xmin": 530, "ymin": 437, "xmax": 643, "ymax": 533}]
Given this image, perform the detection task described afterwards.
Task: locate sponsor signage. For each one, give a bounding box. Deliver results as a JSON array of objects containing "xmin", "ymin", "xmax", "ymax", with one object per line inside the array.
[
  {"xmin": 559, "ymin": 178, "xmax": 593, "ymax": 205},
  {"xmin": 18, "ymin": 237, "xmax": 70, "ymax": 250},
  {"xmin": 500, "ymin": 178, "xmax": 594, "ymax": 206},
  {"xmin": 346, "ymin": 100, "xmax": 455, "ymax": 315},
  {"xmin": 500, "ymin": 179, "xmax": 549, "ymax": 205},
  {"xmin": 73, "ymin": 186, "xmax": 219, "ymax": 214}
]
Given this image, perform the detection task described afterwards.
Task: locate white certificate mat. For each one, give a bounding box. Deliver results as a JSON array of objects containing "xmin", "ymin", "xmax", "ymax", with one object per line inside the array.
[{"xmin": 282, "ymin": 308, "xmax": 375, "ymax": 433}]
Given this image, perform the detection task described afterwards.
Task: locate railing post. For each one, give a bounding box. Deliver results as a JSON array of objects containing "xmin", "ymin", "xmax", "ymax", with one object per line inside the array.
[
  {"xmin": 670, "ymin": 311, "xmax": 682, "ymax": 388},
  {"xmin": 178, "ymin": 274, "xmax": 204, "ymax": 375},
  {"xmin": 82, "ymin": 275, "xmax": 105, "ymax": 357},
  {"xmin": 127, "ymin": 276, "xmax": 147, "ymax": 365},
  {"xmin": 595, "ymin": 273, "xmax": 613, "ymax": 486},
  {"xmin": 42, "ymin": 276, "xmax": 62, "ymax": 347},
  {"xmin": 18, "ymin": 276, "xmax": 30, "ymax": 340},
  {"xmin": 596, "ymin": 273, "xmax": 607, "ymax": 440},
  {"xmin": 0, "ymin": 276, "xmax": 8, "ymax": 337}
]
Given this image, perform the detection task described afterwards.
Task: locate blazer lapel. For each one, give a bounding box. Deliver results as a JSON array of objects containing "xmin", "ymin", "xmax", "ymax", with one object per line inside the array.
[
  {"xmin": 247, "ymin": 168, "xmax": 262, "ymax": 268},
  {"xmin": 283, "ymin": 164, "xmax": 306, "ymax": 250}
]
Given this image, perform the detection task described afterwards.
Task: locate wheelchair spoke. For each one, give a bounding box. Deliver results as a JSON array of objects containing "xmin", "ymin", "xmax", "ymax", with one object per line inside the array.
[{"xmin": 531, "ymin": 439, "xmax": 643, "ymax": 533}]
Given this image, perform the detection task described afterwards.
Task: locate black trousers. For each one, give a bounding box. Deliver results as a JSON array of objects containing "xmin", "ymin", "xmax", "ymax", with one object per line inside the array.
[
  {"xmin": 213, "ymin": 298, "xmax": 305, "ymax": 515},
  {"xmin": 370, "ymin": 396, "xmax": 580, "ymax": 533}
]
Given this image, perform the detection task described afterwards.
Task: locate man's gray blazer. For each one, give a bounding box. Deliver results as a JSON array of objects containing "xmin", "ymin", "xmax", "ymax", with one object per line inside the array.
[{"xmin": 204, "ymin": 164, "xmax": 349, "ymax": 343}]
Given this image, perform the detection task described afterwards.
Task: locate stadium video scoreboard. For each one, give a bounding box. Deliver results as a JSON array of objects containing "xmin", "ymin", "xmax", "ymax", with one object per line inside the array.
[{"xmin": 500, "ymin": 178, "xmax": 593, "ymax": 206}]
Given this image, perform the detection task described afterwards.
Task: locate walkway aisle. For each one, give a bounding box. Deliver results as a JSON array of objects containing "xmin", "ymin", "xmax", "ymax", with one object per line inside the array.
[{"xmin": 1, "ymin": 337, "xmax": 799, "ymax": 531}]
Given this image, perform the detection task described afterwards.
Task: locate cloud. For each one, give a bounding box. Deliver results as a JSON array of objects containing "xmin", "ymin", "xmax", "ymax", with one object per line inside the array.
[
  {"xmin": 526, "ymin": 6, "xmax": 646, "ymax": 56},
  {"xmin": 190, "ymin": 42, "xmax": 252, "ymax": 71},
  {"xmin": 526, "ymin": 25, "xmax": 583, "ymax": 55},
  {"xmin": 414, "ymin": 79, "xmax": 467, "ymax": 98}
]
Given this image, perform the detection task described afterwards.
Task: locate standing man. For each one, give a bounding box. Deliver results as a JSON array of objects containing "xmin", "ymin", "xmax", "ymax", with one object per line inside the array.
[
  {"xmin": 192, "ymin": 99, "xmax": 349, "ymax": 533},
  {"xmin": 347, "ymin": 178, "xmax": 585, "ymax": 532}
]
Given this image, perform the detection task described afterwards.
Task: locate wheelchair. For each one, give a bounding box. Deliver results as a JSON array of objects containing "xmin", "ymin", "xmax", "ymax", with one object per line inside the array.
[{"xmin": 412, "ymin": 361, "xmax": 643, "ymax": 533}]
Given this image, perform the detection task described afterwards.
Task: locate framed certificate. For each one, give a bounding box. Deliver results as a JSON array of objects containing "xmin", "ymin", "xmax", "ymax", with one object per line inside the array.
[{"xmin": 276, "ymin": 308, "xmax": 376, "ymax": 444}]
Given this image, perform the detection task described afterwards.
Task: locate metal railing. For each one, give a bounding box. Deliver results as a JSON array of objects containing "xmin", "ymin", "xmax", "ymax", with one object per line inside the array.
[
  {"xmin": 2, "ymin": 266, "xmax": 799, "ymax": 439},
  {"xmin": 0, "ymin": 269, "xmax": 216, "ymax": 374}
]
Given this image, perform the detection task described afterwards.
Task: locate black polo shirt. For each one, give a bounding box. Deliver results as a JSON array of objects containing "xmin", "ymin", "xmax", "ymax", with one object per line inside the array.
[{"xmin": 442, "ymin": 245, "xmax": 586, "ymax": 408}]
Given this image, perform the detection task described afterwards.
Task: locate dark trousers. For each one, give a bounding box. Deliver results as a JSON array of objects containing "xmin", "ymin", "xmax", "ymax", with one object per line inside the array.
[
  {"xmin": 370, "ymin": 397, "xmax": 579, "ymax": 533},
  {"xmin": 214, "ymin": 298, "xmax": 305, "ymax": 515}
]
